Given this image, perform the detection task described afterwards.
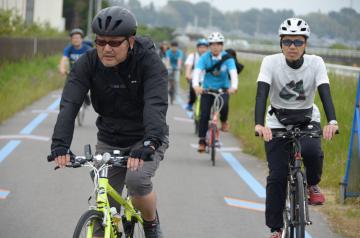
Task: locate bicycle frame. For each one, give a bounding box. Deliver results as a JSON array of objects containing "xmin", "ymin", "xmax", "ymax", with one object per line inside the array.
[
  {"xmin": 289, "ymin": 137, "xmax": 311, "ymax": 226},
  {"xmin": 90, "ymin": 167, "xmax": 143, "ymax": 238},
  {"xmin": 278, "ymin": 127, "xmax": 316, "ymax": 238},
  {"xmin": 207, "ymin": 91, "xmax": 224, "ymax": 147}
]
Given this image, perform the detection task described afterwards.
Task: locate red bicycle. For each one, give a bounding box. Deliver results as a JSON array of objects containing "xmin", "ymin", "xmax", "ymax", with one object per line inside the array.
[{"xmin": 203, "ymin": 89, "xmax": 225, "ymax": 166}]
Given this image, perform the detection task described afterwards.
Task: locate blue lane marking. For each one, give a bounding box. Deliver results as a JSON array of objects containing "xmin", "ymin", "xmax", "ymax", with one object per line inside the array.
[
  {"xmin": 0, "ymin": 140, "xmax": 22, "ymax": 163},
  {"xmin": 47, "ymin": 97, "xmax": 60, "ymax": 110},
  {"xmin": 0, "ymin": 97, "xmax": 60, "ymax": 165},
  {"xmin": 222, "ymin": 152, "xmax": 313, "ymax": 238},
  {"xmin": 224, "ymin": 197, "xmax": 265, "ymax": 211},
  {"xmin": 221, "ymin": 152, "xmax": 266, "ymax": 198},
  {"xmin": 0, "ymin": 190, "xmax": 10, "ymax": 199},
  {"xmin": 19, "ymin": 113, "xmax": 48, "ymax": 135}
]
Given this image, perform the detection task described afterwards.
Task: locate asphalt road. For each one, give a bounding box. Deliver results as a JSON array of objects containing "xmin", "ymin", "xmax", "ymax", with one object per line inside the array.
[{"xmin": 0, "ymin": 90, "xmax": 341, "ymax": 238}]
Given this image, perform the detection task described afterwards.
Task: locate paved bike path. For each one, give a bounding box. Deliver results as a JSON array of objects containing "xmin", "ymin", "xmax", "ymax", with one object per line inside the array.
[{"xmin": 0, "ymin": 90, "xmax": 341, "ymax": 237}]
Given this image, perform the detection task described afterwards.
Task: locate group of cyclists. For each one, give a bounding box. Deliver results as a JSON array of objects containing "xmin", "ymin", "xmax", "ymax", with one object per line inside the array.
[{"xmin": 51, "ymin": 6, "xmax": 338, "ymax": 238}]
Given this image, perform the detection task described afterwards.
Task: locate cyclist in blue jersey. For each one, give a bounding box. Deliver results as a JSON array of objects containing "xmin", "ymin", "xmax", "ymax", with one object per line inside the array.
[
  {"xmin": 59, "ymin": 28, "xmax": 92, "ymax": 75},
  {"xmin": 165, "ymin": 41, "xmax": 183, "ymax": 101},
  {"xmin": 60, "ymin": 28, "xmax": 92, "ymax": 106},
  {"xmin": 192, "ymin": 32, "xmax": 238, "ymax": 152}
]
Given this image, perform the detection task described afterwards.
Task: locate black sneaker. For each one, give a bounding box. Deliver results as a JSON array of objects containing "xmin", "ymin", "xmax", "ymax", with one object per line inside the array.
[{"xmin": 143, "ymin": 217, "xmax": 163, "ymax": 238}]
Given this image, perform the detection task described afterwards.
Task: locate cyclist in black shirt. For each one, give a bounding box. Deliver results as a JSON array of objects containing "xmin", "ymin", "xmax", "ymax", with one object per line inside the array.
[{"xmin": 50, "ymin": 7, "xmax": 168, "ymax": 238}]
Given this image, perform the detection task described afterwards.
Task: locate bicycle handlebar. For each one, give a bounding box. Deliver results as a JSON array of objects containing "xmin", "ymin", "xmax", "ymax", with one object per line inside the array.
[
  {"xmin": 47, "ymin": 144, "xmax": 130, "ymax": 170},
  {"xmin": 51, "ymin": 153, "xmax": 129, "ymax": 170},
  {"xmin": 202, "ymin": 88, "xmax": 227, "ymax": 94},
  {"xmin": 255, "ymin": 129, "xmax": 339, "ymax": 138}
]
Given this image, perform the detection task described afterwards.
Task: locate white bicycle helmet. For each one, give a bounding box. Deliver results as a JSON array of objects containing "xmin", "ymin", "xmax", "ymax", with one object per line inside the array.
[
  {"xmin": 278, "ymin": 18, "xmax": 310, "ymax": 38},
  {"xmin": 207, "ymin": 32, "xmax": 225, "ymax": 43}
]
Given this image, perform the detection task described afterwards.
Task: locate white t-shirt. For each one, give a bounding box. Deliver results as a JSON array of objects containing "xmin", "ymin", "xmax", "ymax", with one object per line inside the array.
[
  {"xmin": 185, "ymin": 52, "xmax": 205, "ymax": 82},
  {"xmin": 257, "ymin": 53, "xmax": 330, "ymax": 128}
]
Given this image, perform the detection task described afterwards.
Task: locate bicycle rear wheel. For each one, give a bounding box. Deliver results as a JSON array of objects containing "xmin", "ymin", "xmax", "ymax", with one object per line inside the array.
[
  {"xmin": 73, "ymin": 210, "xmax": 111, "ymax": 238},
  {"xmin": 210, "ymin": 124, "xmax": 216, "ymax": 166},
  {"xmin": 294, "ymin": 171, "xmax": 306, "ymax": 238},
  {"xmin": 168, "ymin": 79, "xmax": 175, "ymax": 105}
]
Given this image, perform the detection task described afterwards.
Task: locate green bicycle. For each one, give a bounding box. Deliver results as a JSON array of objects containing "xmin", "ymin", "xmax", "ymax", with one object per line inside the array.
[
  {"xmin": 193, "ymin": 93, "xmax": 201, "ymax": 135},
  {"xmin": 48, "ymin": 145, "xmax": 146, "ymax": 238}
]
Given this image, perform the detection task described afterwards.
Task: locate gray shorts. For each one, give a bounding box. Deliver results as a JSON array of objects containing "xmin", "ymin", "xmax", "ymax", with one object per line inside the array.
[{"xmin": 95, "ymin": 139, "xmax": 168, "ymax": 200}]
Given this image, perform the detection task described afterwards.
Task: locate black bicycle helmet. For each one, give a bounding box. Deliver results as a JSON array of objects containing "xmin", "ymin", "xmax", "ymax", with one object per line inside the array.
[
  {"xmin": 92, "ymin": 6, "xmax": 137, "ymax": 37},
  {"xmin": 170, "ymin": 41, "xmax": 178, "ymax": 47},
  {"xmin": 69, "ymin": 28, "xmax": 84, "ymax": 38}
]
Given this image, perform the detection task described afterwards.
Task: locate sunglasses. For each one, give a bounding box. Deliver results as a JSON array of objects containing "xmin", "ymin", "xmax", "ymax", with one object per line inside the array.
[
  {"xmin": 282, "ymin": 39, "xmax": 305, "ymax": 47},
  {"xmin": 94, "ymin": 38, "xmax": 127, "ymax": 47}
]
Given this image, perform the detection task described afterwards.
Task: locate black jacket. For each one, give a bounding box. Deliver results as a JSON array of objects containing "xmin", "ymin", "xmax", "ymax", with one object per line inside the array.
[{"xmin": 51, "ymin": 36, "xmax": 169, "ymax": 151}]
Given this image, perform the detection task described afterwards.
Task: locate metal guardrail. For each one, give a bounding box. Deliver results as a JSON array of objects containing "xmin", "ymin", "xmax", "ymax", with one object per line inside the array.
[
  {"xmin": 325, "ymin": 63, "xmax": 360, "ymax": 78},
  {"xmin": 233, "ymin": 43, "xmax": 360, "ymax": 58},
  {"xmin": 237, "ymin": 52, "xmax": 360, "ymax": 78}
]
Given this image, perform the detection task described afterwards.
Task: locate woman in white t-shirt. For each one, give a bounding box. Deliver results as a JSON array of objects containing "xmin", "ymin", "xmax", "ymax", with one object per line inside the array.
[
  {"xmin": 184, "ymin": 38, "xmax": 209, "ymax": 111},
  {"xmin": 254, "ymin": 18, "xmax": 339, "ymax": 238}
]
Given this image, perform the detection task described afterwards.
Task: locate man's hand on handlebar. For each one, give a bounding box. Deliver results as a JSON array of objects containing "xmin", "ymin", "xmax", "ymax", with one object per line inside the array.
[
  {"xmin": 227, "ymin": 88, "xmax": 237, "ymax": 95},
  {"xmin": 194, "ymin": 86, "xmax": 203, "ymax": 95},
  {"xmin": 323, "ymin": 124, "xmax": 339, "ymax": 140},
  {"xmin": 129, "ymin": 145, "xmax": 155, "ymax": 171},
  {"xmin": 255, "ymin": 124, "xmax": 273, "ymax": 142},
  {"xmin": 48, "ymin": 148, "xmax": 73, "ymax": 169}
]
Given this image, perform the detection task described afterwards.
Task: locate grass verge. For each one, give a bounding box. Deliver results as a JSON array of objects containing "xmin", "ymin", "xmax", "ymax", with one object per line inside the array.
[{"xmin": 0, "ymin": 55, "xmax": 64, "ymax": 124}]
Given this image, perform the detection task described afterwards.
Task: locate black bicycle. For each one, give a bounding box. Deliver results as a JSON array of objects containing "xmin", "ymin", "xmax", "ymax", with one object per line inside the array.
[
  {"xmin": 257, "ymin": 125, "xmax": 327, "ymax": 238},
  {"xmin": 167, "ymin": 68, "xmax": 178, "ymax": 105}
]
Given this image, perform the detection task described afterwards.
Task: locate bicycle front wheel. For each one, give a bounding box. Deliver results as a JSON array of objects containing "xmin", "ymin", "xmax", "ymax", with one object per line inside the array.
[
  {"xmin": 73, "ymin": 210, "xmax": 105, "ymax": 238},
  {"xmin": 282, "ymin": 181, "xmax": 291, "ymax": 238},
  {"xmin": 294, "ymin": 171, "xmax": 306, "ymax": 238}
]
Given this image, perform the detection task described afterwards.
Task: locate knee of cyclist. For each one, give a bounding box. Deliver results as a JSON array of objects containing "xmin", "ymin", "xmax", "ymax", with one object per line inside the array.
[
  {"xmin": 267, "ymin": 170, "xmax": 287, "ymax": 182},
  {"xmin": 126, "ymin": 173, "xmax": 152, "ymax": 196}
]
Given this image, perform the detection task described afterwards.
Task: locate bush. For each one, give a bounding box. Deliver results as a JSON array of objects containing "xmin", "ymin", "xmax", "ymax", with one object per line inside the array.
[{"xmin": 0, "ymin": 9, "xmax": 65, "ymax": 37}]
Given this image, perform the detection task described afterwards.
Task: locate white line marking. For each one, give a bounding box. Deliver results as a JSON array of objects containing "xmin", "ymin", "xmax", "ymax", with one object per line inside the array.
[
  {"xmin": 32, "ymin": 109, "xmax": 59, "ymax": 114},
  {"xmin": 0, "ymin": 135, "xmax": 50, "ymax": 141},
  {"xmin": 173, "ymin": 116, "xmax": 193, "ymax": 123},
  {"xmin": 190, "ymin": 144, "xmax": 241, "ymax": 152}
]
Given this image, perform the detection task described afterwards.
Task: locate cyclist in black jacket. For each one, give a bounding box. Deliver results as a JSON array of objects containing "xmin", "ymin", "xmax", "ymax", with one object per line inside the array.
[{"xmin": 50, "ymin": 6, "xmax": 168, "ymax": 238}]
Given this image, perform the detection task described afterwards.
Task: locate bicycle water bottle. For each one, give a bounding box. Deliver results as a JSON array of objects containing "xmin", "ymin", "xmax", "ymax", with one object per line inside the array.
[{"xmin": 110, "ymin": 207, "xmax": 123, "ymax": 233}]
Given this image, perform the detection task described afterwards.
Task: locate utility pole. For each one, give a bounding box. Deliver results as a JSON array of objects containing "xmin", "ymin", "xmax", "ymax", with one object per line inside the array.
[
  {"xmin": 86, "ymin": 0, "xmax": 94, "ymax": 40},
  {"xmin": 96, "ymin": 0, "xmax": 102, "ymax": 13},
  {"xmin": 208, "ymin": 0, "xmax": 213, "ymax": 29}
]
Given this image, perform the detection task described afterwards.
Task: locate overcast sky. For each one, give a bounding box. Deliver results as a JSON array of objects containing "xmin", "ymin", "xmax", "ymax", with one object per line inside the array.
[{"xmin": 138, "ymin": 0, "xmax": 360, "ymax": 15}]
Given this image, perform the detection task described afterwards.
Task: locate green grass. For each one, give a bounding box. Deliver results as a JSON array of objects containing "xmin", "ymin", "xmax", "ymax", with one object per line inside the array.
[{"xmin": 0, "ymin": 55, "xmax": 65, "ymax": 123}]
